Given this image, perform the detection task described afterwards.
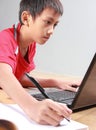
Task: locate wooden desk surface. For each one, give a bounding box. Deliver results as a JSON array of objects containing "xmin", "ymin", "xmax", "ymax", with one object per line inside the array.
[
  {"xmin": 0, "ymin": 89, "xmax": 95, "ymax": 130},
  {"xmin": 0, "ymin": 71, "xmax": 96, "ymax": 130}
]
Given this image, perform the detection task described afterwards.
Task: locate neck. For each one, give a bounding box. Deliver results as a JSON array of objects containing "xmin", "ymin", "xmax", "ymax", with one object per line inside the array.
[{"xmin": 20, "ymin": 45, "xmax": 28, "ymax": 57}]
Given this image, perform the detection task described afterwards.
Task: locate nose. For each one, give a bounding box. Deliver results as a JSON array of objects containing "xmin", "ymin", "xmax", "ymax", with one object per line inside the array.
[{"xmin": 47, "ymin": 26, "xmax": 54, "ymax": 35}]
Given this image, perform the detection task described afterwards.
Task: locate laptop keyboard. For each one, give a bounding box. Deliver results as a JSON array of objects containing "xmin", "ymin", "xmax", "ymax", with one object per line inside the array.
[{"xmin": 32, "ymin": 90, "xmax": 76, "ymax": 104}]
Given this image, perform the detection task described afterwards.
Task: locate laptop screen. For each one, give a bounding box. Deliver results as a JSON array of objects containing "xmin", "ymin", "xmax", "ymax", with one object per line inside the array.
[{"xmin": 71, "ymin": 53, "xmax": 96, "ymax": 111}]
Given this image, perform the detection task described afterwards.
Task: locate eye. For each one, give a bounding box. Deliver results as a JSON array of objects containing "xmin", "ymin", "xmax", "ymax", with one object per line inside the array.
[
  {"xmin": 54, "ymin": 23, "xmax": 58, "ymax": 28},
  {"xmin": 53, "ymin": 22, "xmax": 59, "ymax": 29},
  {"xmin": 43, "ymin": 20, "xmax": 52, "ymax": 25}
]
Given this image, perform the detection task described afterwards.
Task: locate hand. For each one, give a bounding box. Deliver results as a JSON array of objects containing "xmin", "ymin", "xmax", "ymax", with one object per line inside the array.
[
  {"xmin": 26, "ymin": 99, "xmax": 72, "ymax": 126},
  {"xmin": 56, "ymin": 78, "xmax": 81, "ymax": 92}
]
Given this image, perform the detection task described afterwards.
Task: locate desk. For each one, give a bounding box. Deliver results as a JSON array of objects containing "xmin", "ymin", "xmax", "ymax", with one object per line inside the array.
[
  {"xmin": 0, "ymin": 72, "xmax": 96, "ymax": 130},
  {"xmin": 0, "ymin": 90, "xmax": 96, "ymax": 130}
]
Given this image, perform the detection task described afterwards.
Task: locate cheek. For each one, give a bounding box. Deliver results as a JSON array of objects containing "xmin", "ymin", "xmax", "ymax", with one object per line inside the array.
[
  {"xmin": 31, "ymin": 30, "xmax": 41, "ymax": 42},
  {"xmin": 36, "ymin": 26, "xmax": 45, "ymax": 37}
]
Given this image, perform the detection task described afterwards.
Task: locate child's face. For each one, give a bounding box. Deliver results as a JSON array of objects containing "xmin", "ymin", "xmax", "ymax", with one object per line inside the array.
[{"xmin": 27, "ymin": 8, "xmax": 61, "ymax": 44}]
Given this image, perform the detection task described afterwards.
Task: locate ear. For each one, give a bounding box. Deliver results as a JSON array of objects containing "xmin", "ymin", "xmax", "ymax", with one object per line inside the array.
[{"xmin": 21, "ymin": 11, "xmax": 32, "ymax": 26}]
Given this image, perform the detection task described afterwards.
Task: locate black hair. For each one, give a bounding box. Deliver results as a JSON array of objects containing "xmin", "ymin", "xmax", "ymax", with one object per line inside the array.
[
  {"xmin": 0, "ymin": 119, "xmax": 17, "ymax": 130},
  {"xmin": 19, "ymin": 0, "xmax": 63, "ymax": 24}
]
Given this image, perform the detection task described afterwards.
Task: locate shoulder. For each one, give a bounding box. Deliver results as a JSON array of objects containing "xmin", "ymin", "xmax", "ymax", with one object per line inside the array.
[
  {"xmin": 0, "ymin": 26, "xmax": 18, "ymax": 54},
  {"xmin": 0, "ymin": 27, "xmax": 14, "ymax": 44}
]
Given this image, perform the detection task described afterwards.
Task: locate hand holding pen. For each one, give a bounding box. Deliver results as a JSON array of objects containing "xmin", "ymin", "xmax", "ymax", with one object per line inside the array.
[{"xmin": 25, "ymin": 73, "xmax": 71, "ymax": 123}]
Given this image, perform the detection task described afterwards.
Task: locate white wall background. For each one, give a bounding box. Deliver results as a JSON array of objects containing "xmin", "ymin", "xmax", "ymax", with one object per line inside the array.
[{"xmin": 0, "ymin": 0, "xmax": 96, "ymax": 77}]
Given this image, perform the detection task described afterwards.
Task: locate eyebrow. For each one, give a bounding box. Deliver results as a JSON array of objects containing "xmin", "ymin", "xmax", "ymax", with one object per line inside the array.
[{"xmin": 44, "ymin": 16, "xmax": 60, "ymax": 24}]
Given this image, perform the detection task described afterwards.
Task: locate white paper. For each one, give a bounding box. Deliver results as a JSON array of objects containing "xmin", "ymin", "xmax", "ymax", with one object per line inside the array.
[{"xmin": 0, "ymin": 103, "xmax": 88, "ymax": 130}]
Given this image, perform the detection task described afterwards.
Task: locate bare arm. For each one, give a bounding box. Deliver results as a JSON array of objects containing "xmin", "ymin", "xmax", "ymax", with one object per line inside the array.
[
  {"xmin": 0, "ymin": 63, "xmax": 72, "ymax": 126},
  {"xmin": 20, "ymin": 71, "xmax": 81, "ymax": 92},
  {"xmin": 0, "ymin": 63, "xmax": 37, "ymax": 111}
]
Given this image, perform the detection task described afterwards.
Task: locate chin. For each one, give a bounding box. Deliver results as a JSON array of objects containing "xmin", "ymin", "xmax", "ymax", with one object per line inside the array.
[{"xmin": 37, "ymin": 41, "xmax": 47, "ymax": 45}]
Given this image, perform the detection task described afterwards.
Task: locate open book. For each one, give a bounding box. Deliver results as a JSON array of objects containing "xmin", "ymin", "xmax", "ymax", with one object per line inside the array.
[{"xmin": 0, "ymin": 103, "xmax": 88, "ymax": 130}]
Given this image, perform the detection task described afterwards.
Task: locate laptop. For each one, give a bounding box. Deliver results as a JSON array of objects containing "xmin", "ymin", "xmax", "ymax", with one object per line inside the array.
[{"xmin": 31, "ymin": 53, "xmax": 96, "ymax": 111}]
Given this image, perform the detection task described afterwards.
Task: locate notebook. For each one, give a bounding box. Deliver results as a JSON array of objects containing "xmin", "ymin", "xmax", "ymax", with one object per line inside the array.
[
  {"xmin": 0, "ymin": 103, "xmax": 89, "ymax": 130},
  {"xmin": 31, "ymin": 53, "xmax": 96, "ymax": 111}
]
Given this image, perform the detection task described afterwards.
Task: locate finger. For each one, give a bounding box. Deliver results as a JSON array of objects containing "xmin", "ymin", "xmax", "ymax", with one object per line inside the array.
[
  {"xmin": 71, "ymin": 85, "xmax": 79, "ymax": 88},
  {"xmin": 46, "ymin": 99, "xmax": 72, "ymax": 118},
  {"xmin": 66, "ymin": 85, "xmax": 78, "ymax": 92},
  {"xmin": 58, "ymin": 103, "xmax": 72, "ymax": 118},
  {"xmin": 42, "ymin": 112, "xmax": 61, "ymax": 126},
  {"xmin": 36, "ymin": 119, "xmax": 48, "ymax": 125},
  {"xmin": 35, "ymin": 106, "xmax": 63, "ymax": 126},
  {"xmin": 47, "ymin": 107, "xmax": 64, "ymax": 122}
]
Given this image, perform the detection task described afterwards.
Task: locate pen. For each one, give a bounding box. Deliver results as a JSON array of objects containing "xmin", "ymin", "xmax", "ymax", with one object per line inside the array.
[
  {"xmin": 25, "ymin": 73, "xmax": 50, "ymax": 98},
  {"xmin": 25, "ymin": 73, "xmax": 70, "ymax": 122},
  {"xmin": 64, "ymin": 118, "xmax": 70, "ymax": 122}
]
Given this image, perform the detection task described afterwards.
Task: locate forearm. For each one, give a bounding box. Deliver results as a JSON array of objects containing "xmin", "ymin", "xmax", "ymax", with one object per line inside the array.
[
  {"xmin": 20, "ymin": 74, "xmax": 58, "ymax": 88},
  {"xmin": 20, "ymin": 72, "xmax": 81, "ymax": 92},
  {"xmin": 0, "ymin": 64, "xmax": 38, "ymax": 113}
]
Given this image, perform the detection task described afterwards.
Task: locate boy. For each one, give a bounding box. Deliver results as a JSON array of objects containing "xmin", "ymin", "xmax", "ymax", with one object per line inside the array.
[{"xmin": 0, "ymin": 0, "xmax": 80, "ymax": 126}]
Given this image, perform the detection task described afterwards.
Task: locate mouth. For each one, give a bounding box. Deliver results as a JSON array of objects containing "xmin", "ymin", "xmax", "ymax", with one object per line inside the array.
[
  {"xmin": 43, "ymin": 36, "xmax": 50, "ymax": 40},
  {"xmin": 38, "ymin": 36, "xmax": 50, "ymax": 44}
]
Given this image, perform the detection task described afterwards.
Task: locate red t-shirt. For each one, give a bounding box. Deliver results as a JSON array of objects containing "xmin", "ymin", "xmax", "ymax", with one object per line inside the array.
[{"xmin": 0, "ymin": 23, "xmax": 36, "ymax": 79}]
